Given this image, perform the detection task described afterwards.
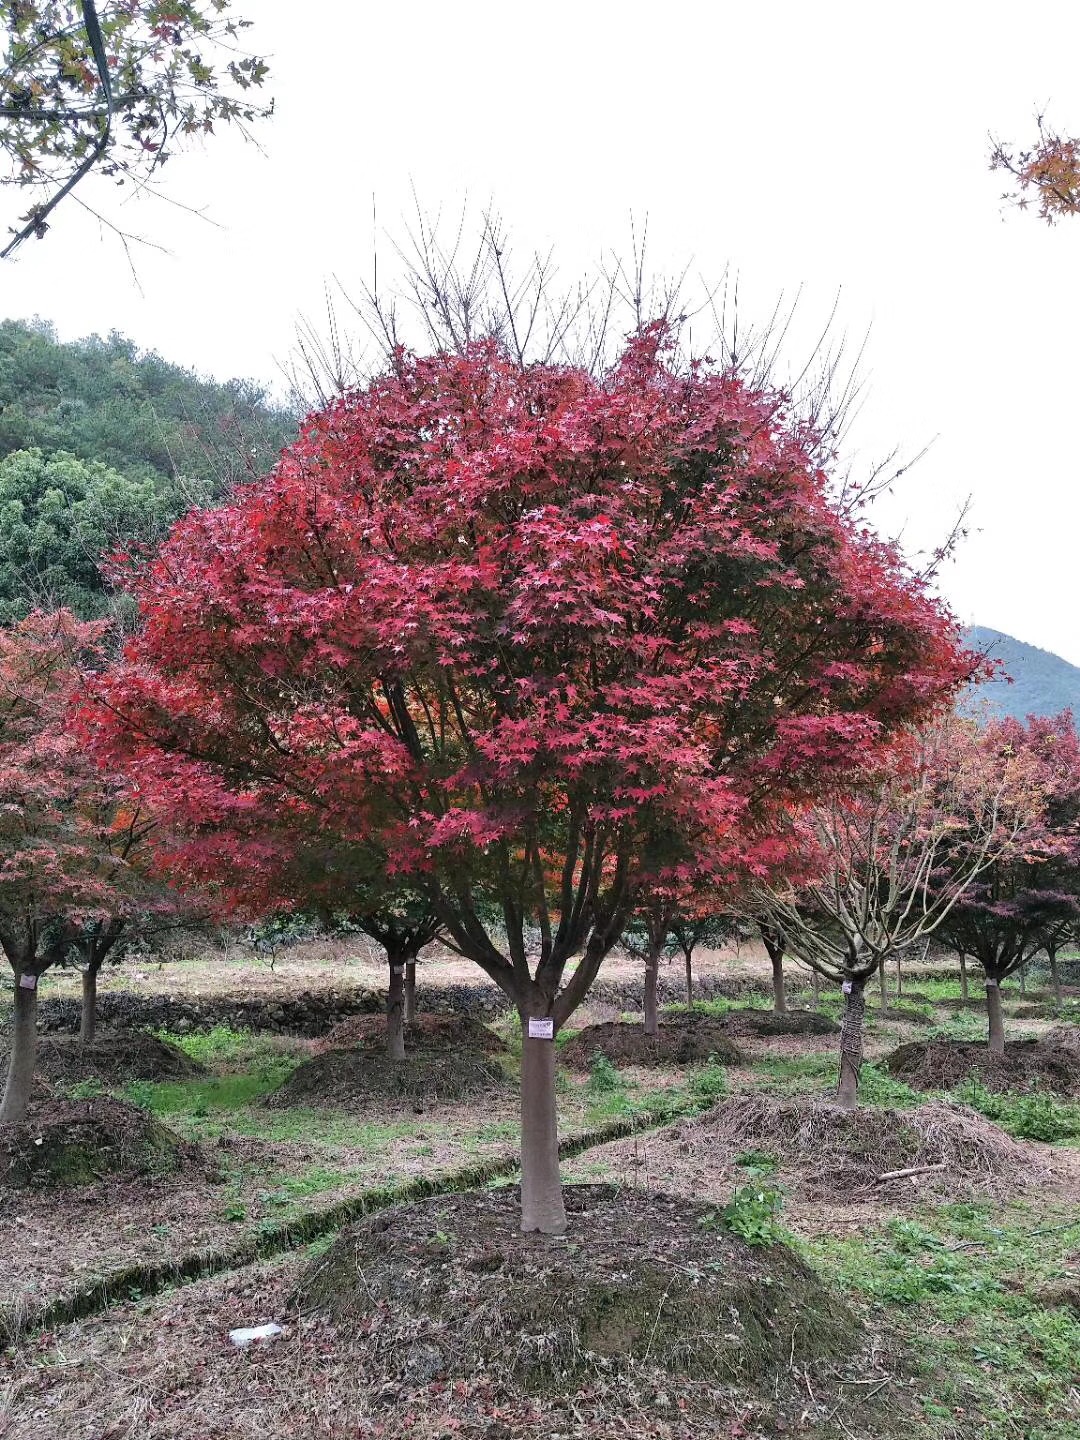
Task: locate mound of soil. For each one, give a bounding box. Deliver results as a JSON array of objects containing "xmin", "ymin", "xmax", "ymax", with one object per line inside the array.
[
  {"xmin": 885, "ymin": 1038, "xmax": 1080, "ymax": 1095},
  {"xmin": 266, "ymin": 1047, "xmax": 509, "ymax": 1110},
  {"xmin": 560, "ymin": 1015, "xmax": 745, "ymax": 1069},
  {"xmin": 1010, "ymin": 1003, "xmax": 1059, "ymax": 1020},
  {"xmin": 0, "ymin": 1032, "xmax": 206, "ymax": 1089},
  {"xmin": 875, "ymin": 1005, "xmax": 932, "ymax": 1025},
  {"xmin": 0, "ymin": 1097, "xmax": 195, "ymax": 1189},
  {"xmin": 314, "ymin": 1012, "xmax": 504, "ymax": 1056},
  {"xmin": 672, "ymin": 1094, "xmax": 1045, "ymax": 1199},
  {"xmin": 718, "ymin": 1008, "xmax": 840, "ymax": 1039},
  {"xmin": 298, "ymin": 1184, "xmax": 863, "ymax": 1391}
]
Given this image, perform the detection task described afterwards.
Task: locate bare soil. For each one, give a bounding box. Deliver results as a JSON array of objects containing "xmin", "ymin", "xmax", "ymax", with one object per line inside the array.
[
  {"xmin": 266, "ymin": 1048, "xmax": 511, "ymax": 1109},
  {"xmin": 299, "ymin": 1183, "xmax": 864, "ymax": 1396},
  {"xmin": 1, "ymin": 1031, "xmax": 207, "ymax": 1087},
  {"xmin": 885, "ymin": 1037, "xmax": 1080, "ymax": 1095},
  {"xmin": 714, "ymin": 1008, "xmax": 839, "ymax": 1039},
  {"xmin": 314, "ymin": 1012, "xmax": 504, "ymax": 1056},
  {"xmin": 0, "ymin": 1097, "xmax": 196, "ymax": 1190},
  {"xmin": 560, "ymin": 1015, "xmax": 745, "ymax": 1069}
]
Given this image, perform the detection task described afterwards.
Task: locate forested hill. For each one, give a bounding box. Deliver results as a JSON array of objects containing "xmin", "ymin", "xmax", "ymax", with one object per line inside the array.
[
  {"xmin": 0, "ymin": 319, "xmax": 298, "ymax": 620},
  {"xmin": 965, "ymin": 626, "xmax": 1080, "ymax": 721}
]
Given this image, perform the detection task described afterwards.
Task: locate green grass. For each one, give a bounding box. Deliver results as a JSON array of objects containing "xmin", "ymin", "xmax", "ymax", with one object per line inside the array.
[
  {"xmin": 806, "ymin": 1202, "xmax": 1080, "ymax": 1440},
  {"xmin": 953, "ymin": 1077, "xmax": 1080, "ymax": 1144}
]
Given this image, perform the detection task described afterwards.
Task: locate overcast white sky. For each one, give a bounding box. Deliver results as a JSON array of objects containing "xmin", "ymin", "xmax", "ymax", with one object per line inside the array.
[{"xmin": 2, "ymin": 1, "xmax": 1078, "ymax": 660}]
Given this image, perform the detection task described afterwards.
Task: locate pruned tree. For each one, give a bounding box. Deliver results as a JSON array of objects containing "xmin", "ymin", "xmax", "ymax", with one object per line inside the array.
[
  {"xmin": 0, "ymin": 0, "xmax": 271, "ymax": 257},
  {"xmin": 752, "ymin": 717, "xmax": 1039, "ymax": 1107},
  {"xmin": 934, "ymin": 712, "xmax": 1080, "ymax": 1052},
  {"xmin": 84, "ymin": 324, "xmax": 971, "ymax": 1232}
]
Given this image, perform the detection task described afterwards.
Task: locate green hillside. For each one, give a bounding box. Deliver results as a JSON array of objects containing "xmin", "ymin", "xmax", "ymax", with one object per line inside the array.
[
  {"xmin": 965, "ymin": 625, "xmax": 1080, "ymax": 721},
  {"xmin": 0, "ymin": 319, "xmax": 298, "ymax": 620}
]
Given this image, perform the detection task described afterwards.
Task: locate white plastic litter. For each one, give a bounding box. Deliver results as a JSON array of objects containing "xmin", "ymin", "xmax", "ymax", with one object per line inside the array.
[{"xmin": 229, "ymin": 1322, "xmax": 283, "ymax": 1347}]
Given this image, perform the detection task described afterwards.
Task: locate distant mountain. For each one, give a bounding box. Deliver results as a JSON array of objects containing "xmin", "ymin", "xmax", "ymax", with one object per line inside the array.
[{"xmin": 964, "ymin": 627, "xmax": 1080, "ymax": 721}]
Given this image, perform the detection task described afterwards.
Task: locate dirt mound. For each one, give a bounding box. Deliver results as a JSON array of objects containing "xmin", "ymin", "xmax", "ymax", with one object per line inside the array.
[
  {"xmin": 266, "ymin": 1047, "xmax": 509, "ymax": 1110},
  {"xmin": 0, "ymin": 1032, "xmax": 206, "ymax": 1089},
  {"xmin": 875, "ymin": 1005, "xmax": 932, "ymax": 1024},
  {"xmin": 298, "ymin": 1184, "xmax": 862, "ymax": 1391},
  {"xmin": 673, "ymin": 1094, "xmax": 1046, "ymax": 1199},
  {"xmin": 1042, "ymin": 1024, "xmax": 1080, "ymax": 1053},
  {"xmin": 716, "ymin": 1008, "xmax": 840, "ymax": 1039},
  {"xmin": 0, "ymin": 1097, "xmax": 195, "ymax": 1189},
  {"xmin": 560, "ymin": 1015, "xmax": 744, "ymax": 1068},
  {"xmin": 314, "ymin": 1012, "xmax": 504, "ymax": 1056},
  {"xmin": 885, "ymin": 1038, "xmax": 1079, "ymax": 1095}
]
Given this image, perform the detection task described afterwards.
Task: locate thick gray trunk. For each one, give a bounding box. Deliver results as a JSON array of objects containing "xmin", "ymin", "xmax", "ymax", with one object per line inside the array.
[
  {"xmin": 770, "ymin": 951, "xmax": 787, "ymax": 1014},
  {"xmin": 0, "ymin": 977, "xmax": 38, "ymax": 1126},
  {"xmin": 878, "ymin": 957, "xmax": 888, "ymax": 1007},
  {"xmin": 519, "ymin": 1019, "xmax": 565, "ymax": 1234},
  {"xmin": 836, "ymin": 979, "xmax": 866, "ymax": 1110},
  {"xmin": 643, "ymin": 950, "xmax": 659, "ymax": 1036},
  {"xmin": 79, "ymin": 967, "xmax": 98, "ymax": 1044},
  {"xmin": 985, "ymin": 979, "xmax": 1006, "ymax": 1057},
  {"xmin": 1018, "ymin": 962, "xmax": 1026, "ymax": 996},
  {"xmin": 959, "ymin": 951, "xmax": 969, "ymax": 1003},
  {"xmin": 386, "ymin": 960, "xmax": 406, "ymax": 1061},
  {"xmin": 810, "ymin": 968, "xmax": 821, "ymax": 1011},
  {"xmin": 404, "ymin": 961, "xmax": 417, "ymax": 1026}
]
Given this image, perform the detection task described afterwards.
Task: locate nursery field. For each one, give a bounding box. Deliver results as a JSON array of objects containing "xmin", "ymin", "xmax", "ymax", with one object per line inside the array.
[{"xmin": 1, "ymin": 944, "xmax": 1079, "ymax": 1440}]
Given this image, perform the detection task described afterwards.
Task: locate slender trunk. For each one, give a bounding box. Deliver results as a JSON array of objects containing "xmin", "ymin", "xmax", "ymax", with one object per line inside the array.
[
  {"xmin": 811, "ymin": 968, "xmax": 821, "ymax": 1011},
  {"xmin": 684, "ymin": 950, "xmax": 693, "ymax": 1010},
  {"xmin": 770, "ymin": 951, "xmax": 787, "ymax": 1014},
  {"xmin": 1049, "ymin": 949, "xmax": 1061, "ymax": 1005},
  {"xmin": 836, "ymin": 978, "xmax": 866, "ymax": 1110},
  {"xmin": 878, "ymin": 958, "xmax": 888, "ymax": 1008},
  {"xmin": 79, "ymin": 967, "xmax": 98, "ymax": 1044},
  {"xmin": 1018, "ymin": 962, "xmax": 1026, "ymax": 996},
  {"xmin": 959, "ymin": 951, "xmax": 969, "ymax": 1004},
  {"xmin": 519, "ymin": 1016, "xmax": 565, "ymax": 1234},
  {"xmin": 985, "ymin": 979, "xmax": 1006, "ymax": 1057},
  {"xmin": 643, "ymin": 948, "xmax": 659, "ymax": 1036},
  {"xmin": 896, "ymin": 953, "xmax": 902, "ymax": 997},
  {"xmin": 0, "ymin": 976, "xmax": 38, "ymax": 1126},
  {"xmin": 386, "ymin": 959, "xmax": 406, "ymax": 1061},
  {"xmin": 404, "ymin": 961, "xmax": 417, "ymax": 1026}
]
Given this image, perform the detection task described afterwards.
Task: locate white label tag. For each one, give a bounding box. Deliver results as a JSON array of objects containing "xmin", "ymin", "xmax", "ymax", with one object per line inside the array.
[
  {"xmin": 18, "ymin": 972, "xmax": 37, "ymax": 990},
  {"xmin": 527, "ymin": 1017, "xmax": 554, "ymax": 1040},
  {"xmin": 390, "ymin": 966, "xmax": 405, "ymax": 976},
  {"xmin": 841, "ymin": 981, "xmax": 853, "ymax": 994},
  {"xmin": 984, "ymin": 978, "xmax": 998, "ymax": 989}
]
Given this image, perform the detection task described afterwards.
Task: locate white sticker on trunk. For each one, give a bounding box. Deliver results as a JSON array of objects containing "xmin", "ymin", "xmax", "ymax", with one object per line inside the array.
[
  {"xmin": 527, "ymin": 1017, "xmax": 554, "ymax": 1040},
  {"xmin": 18, "ymin": 972, "xmax": 37, "ymax": 990},
  {"xmin": 984, "ymin": 978, "xmax": 998, "ymax": 988},
  {"xmin": 841, "ymin": 981, "xmax": 853, "ymax": 994},
  {"xmin": 390, "ymin": 966, "xmax": 405, "ymax": 976}
]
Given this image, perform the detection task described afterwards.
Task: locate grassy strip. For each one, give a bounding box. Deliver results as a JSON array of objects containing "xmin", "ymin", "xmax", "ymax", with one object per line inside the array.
[{"xmin": 0, "ymin": 1100, "xmax": 701, "ymax": 1348}]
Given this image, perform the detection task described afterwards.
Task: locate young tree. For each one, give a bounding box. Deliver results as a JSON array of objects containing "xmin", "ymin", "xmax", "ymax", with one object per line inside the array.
[
  {"xmin": 0, "ymin": 0, "xmax": 271, "ymax": 256},
  {"xmin": 0, "ymin": 610, "xmax": 171, "ymax": 1122},
  {"xmin": 934, "ymin": 712, "xmax": 1080, "ymax": 1053},
  {"xmin": 753, "ymin": 718, "xmax": 1037, "ymax": 1107},
  {"xmin": 758, "ymin": 921, "xmax": 789, "ymax": 1014},
  {"xmin": 85, "ymin": 328, "xmax": 971, "ymax": 1231}
]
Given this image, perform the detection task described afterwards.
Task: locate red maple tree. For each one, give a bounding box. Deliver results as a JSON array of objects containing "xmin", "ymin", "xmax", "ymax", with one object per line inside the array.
[
  {"xmin": 84, "ymin": 328, "xmax": 971, "ymax": 1231},
  {"xmin": 0, "ymin": 612, "xmax": 192, "ymax": 1123}
]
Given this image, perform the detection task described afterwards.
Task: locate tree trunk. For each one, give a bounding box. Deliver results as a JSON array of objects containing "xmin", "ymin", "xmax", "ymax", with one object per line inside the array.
[
  {"xmin": 878, "ymin": 958, "xmax": 888, "ymax": 1008},
  {"xmin": 959, "ymin": 951, "xmax": 969, "ymax": 1003},
  {"xmin": 643, "ymin": 948, "xmax": 659, "ymax": 1036},
  {"xmin": 1018, "ymin": 962, "xmax": 1026, "ymax": 996},
  {"xmin": 684, "ymin": 950, "xmax": 693, "ymax": 1010},
  {"xmin": 0, "ymin": 976, "xmax": 38, "ymax": 1126},
  {"xmin": 519, "ymin": 1017, "xmax": 565, "ymax": 1234},
  {"xmin": 1048, "ymin": 949, "xmax": 1061, "ymax": 1005},
  {"xmin": 985, "ymin": 978, "xmax": 1006, "ymax": 1057},
  {"xmin": 896, "ymin": 953, "xmax": 902, "ymax": 997},
  {"xmin": 404, "ymin": 960, "xmax": 417, "ymax": 1025},
  {"xmin": 386, "ymin": 959, "xmax": 406, "ymax": 1061},
  {"xmin": 79, "ymin": 966, "xmax": 98, "ymax": 1044},
  {"xmin": 810, "ymin": 968, "xmax": 821, "ymax": 1011},
  {"xmin": 770, "ymin": 951, "xmax": 787, "ymax": 1014},
  {"xmin": 836, "ymin": 978, "xmax": 866, "ymax": 1110}
]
